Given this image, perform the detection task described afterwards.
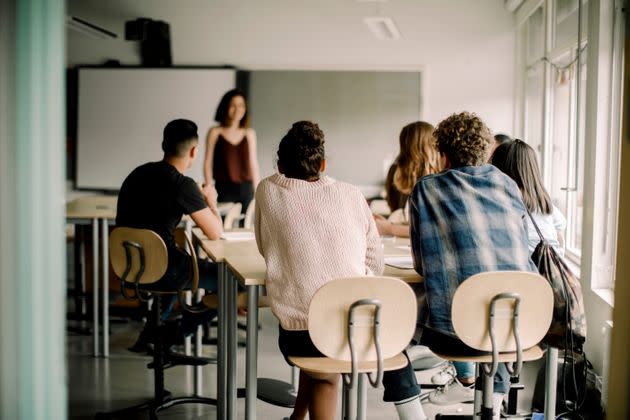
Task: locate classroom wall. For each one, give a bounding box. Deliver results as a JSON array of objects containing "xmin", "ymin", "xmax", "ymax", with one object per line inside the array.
[{"xmin": 66, "ymin": 0, "xmax": 517, "ymax": 171}]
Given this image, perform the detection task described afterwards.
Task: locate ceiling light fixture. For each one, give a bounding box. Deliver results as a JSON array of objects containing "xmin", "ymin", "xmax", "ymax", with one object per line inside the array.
[{"xmin": 363, "ymin": 16, "xmax": 401, "ymax": 40}]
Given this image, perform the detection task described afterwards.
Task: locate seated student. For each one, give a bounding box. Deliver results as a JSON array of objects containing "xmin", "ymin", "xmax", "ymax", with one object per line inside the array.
[
  {"xmin": 492, "ymin": 133, "xmax": 512, "ymax": 153},
  {"xmin": 375, "ymin": 121, "xmax": 441, "ymax": 238},
  {"xmin": 255, "ymin": 121, "xmax": 425, "ymax": 420},
  {"xmin": 384, "ymin": 159, "xmax": 405, "ymax": 213},
  {"xmin": 116, "ymin": 119, "xmax": 223, "ymax": 348},
  {"xmin": 408, "ymin": 112, "xmax": 536, "ymax": 418},
  {"xmin": 491, "ymin": 139, "xmax": 567, "ymax": 256}
]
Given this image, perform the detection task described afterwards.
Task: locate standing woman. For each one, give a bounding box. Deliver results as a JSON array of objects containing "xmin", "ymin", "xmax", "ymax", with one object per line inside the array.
[{"xmin": 204, "ymin": 89, "xmax": 260, "ymax": 211}]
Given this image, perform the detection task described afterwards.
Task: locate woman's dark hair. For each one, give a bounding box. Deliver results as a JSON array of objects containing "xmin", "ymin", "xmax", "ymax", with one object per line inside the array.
[
  {"xmin": 277, "ymin": 121, "xmax": 325, "ymax": 180},
  {"xmin": 491, "ymin": 139, "xmax": 552, "ymax": 214},
  {"xmin": 214, "ymin": 88, "xmax": 249, "ymax": 128},
  {"xmin": 494, "ymin": 133, "xmax": 512, "ymax": 145},
  {"xmin": 162, "ymin": 119, "xmax": 198, "ymax": 157}
]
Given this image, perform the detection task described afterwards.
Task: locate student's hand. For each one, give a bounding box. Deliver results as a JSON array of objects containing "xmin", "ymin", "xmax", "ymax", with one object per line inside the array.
[
  {"xmin": 200, "ymin": 183, "xmax": 218, "ymax": 207},
  {"xmin": 373, "ymin": 214, "xmax": 392, "ymax": 236}
]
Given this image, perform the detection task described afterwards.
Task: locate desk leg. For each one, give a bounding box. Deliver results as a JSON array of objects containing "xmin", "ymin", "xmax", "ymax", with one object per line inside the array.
[
  {"xmin": 195, "ymin": 288, "xmax": 204, "ymax": 396},
  {"xmin": 227, "ymin": 270, "xmax": 238, "ymax": 419},
  {"xmin": 544, "ymin": 347, "xmax": 558, "ymax": 420},
  {"xmin": 217, "ymin": 262, "xmax": 227, "ymax": 419},
  {"xmin": 101, "ymin": 218, "xmax": 109, "ymax": 358},
  {"xmin": 92, "ymin": 218, "xmax": 100, "ymax": 357},
  {"xmin": 246, "ymin": 285, "xmax": 259, "ymax": 420}
]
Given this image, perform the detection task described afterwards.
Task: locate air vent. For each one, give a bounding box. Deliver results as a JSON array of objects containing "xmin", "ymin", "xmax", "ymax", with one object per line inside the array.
[{"xmin": 363, "ymin": 17, "xmax": 401, "ymax": 40}]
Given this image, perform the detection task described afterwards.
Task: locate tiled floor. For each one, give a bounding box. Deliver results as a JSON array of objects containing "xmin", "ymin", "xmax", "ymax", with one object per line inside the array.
[{"xmin": 67, "ymin": 308, "xmax": 540, "ymax": 419}]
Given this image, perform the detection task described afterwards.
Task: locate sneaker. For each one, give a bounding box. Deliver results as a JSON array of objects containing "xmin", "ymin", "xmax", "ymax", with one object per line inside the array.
[
  {"xmin": 431, "ymin": 364, "xmax": 456, "ymax": 386},
  {"xmin": 428, "ymin": 377, "xmax": 474, "ymax": 405}
]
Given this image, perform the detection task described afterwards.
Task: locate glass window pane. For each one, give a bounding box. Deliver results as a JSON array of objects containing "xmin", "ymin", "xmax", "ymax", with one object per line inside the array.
[
  {"xmin": 550, "ymin": 58, "xmax": 572, "ymax": 222},
  {"xmin": 527, "ymin": 7, "xmax": 545, "ymax": 65},
  {"xmin": 524, "ymin": 63, "xmax": 544, "ymax": 159},
  {"xmin": 555, "ymin": 0, "xmax": 589, "ymax": 50},
  {"xmin": 568, "ymin": 57, "xmax": 587, "ymax": 253}
]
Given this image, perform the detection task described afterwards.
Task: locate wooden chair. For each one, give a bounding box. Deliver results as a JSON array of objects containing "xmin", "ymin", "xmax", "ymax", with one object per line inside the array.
[
  {"xmin": 289, "ymin": 276, "xmax": 417, "ymax": 420},
  {"xmin": 223, "ymin": 202, "xmax": 242, "ymax": 230},
  {"xmin": 95, "ymin": 227, "xmax": 216, "ymax": 419},
  {"xmin": 429, "ymin": 271, "xmax": 553, "ymax": 420}
]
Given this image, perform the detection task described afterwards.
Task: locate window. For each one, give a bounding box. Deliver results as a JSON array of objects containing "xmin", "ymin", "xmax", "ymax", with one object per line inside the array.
[
  {"xmin": 548, "ymin": 48, "xmax": 587, "ymax": 262},
  {"xmin": 517, "ymin": 0, "xmax": 623, "ymax": 294}
]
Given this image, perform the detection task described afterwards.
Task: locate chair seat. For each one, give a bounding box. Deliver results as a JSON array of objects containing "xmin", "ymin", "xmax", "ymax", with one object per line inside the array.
[
  {"xmin": 431, "ymin": 345, "xmax": 544, "ymax": 363},
  {"xmin": 288, "ymin": 352, "xmax": 408, "ymax": 375},
  {"xmin": 202, "ymin": 293, "xmax": 269, "ymax": 309}
]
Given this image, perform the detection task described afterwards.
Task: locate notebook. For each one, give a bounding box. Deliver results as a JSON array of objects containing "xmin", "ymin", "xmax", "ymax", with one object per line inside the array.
[
  {"xmin": 220, "ymin": 231, "xmax": 255, "ymax": 241},
  {"xmin": 384, "ymin": 256, "xmax": 414, "ymax": 270}
]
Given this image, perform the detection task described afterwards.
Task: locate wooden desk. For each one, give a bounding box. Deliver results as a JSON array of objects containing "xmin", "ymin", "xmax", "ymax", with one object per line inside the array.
[
  {"xmin": 66, "ymin": 195, "xmax": 117, "ymax": 357},
  {"xmin": 192, "ymin": 229, "xmax": 422, "ymax": 420}
]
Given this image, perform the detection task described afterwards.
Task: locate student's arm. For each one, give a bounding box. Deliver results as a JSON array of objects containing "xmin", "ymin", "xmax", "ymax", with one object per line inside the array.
[
  {"xmin": 247, "ymin": 128, "xmax": 260, "ymax": 189},
  {"xmin": 552, "ymin": 205, "xmax": 567, "ymax": 249},
  {"xmin": 190, "ymin": 207, "xmax": 223, "ymax": 240},
  {"xmin": 203, "ymin": 127, "xmax": 220, "ymax": 186},
  {"xmin": 191, "ymin": 183, "xmax": 223, "ymax": 240},
  {"xmin": 373, "ymin": 214, "xmax": 411, "ymax": 238},
  {"xmin": 408, "ymin": 192, "xmax": 424, "ymax": 276},
  {"xmin": 364, "ymin": 201, "xmax": 384, "ymax": 275}
]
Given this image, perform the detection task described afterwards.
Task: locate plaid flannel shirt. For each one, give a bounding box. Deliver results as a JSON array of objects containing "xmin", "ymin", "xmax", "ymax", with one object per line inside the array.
[{"xmin": 409, "ymin": 164, "xmax": 536, "ymax": 335}]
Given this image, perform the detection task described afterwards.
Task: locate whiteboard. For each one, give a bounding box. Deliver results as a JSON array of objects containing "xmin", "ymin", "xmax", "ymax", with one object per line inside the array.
[
  {"xmin": 249, "ymin": 70, "xmax": 422, "ymax": 190},
  {"xmin": 76, "ymin": 67, "xmax": 236, "ymax": 190}
]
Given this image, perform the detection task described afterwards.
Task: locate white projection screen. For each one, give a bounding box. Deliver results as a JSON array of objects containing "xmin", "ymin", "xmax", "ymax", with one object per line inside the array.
[{"xmin": 76, "ymin": 67, "xmax": 236, "ymax": 190}]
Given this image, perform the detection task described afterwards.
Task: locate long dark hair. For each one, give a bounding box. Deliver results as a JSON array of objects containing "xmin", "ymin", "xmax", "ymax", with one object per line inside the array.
[
  {"xmin": 214, "ymin": 89, "xmax": 249, "ymax": 128},
  {"xmin": 491, "ymin": 139, "xmax": 552, "ymax": 214}
]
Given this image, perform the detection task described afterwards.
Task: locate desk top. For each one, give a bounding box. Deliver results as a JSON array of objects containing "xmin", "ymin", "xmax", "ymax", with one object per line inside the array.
[
  {"xmin": 66, "ymin": 195, "xmax": 232, "ymax": 220},
  {"xmin": 192, "ymin": 228, "xmax": 422, "ymax": 286},
  {"xmin": 66, "ymin": 195, "xmax": 117, "ymax": 219}
]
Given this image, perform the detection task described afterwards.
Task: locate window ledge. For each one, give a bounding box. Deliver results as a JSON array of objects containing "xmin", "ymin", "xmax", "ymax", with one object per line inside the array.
[{"xmin": 592, "ymin": 288, "xmax": 614, "ymax": 307}]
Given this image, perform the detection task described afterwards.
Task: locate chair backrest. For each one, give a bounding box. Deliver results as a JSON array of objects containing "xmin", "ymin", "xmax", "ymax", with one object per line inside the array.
[
  {"xmin": 109, "ymin": 227, "xmax": 168, "ymax": 284},
  {"xmin": 243, "ymin": 199, "xmax": 256, "ymax": 229},
  {"xmin": 223, "ymin": 202, "xmax": 242, "ymax": 230},
  {"xmin": 451, "ymin": 271, "xmax": 553, "ymax": 352},
  {"xmin": 308, "ymin": 276, "xmax": 416, "ymax": 361}
]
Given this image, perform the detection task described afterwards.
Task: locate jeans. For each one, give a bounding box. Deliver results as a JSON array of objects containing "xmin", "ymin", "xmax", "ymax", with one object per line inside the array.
[
  {"xmin": 420, "ymin": 326, "xmax": 511, "ymax": 394},
  {"xmin": 278, "ymin": 326, "xmax": 421, "ymax": 402},
  {"xmin": 143, "ymin": 254, "xmax": 219, "ymax": 333}
]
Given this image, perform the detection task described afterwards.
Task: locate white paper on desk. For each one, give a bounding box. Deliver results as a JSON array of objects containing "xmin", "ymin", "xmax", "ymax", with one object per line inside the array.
[
  {"xmin": 220, "ymin": 231, "xmax": 255, "ymax": 241},
  {"xmin": 384, "ymin": 256, "xmax": 414, "ymax": 270}
]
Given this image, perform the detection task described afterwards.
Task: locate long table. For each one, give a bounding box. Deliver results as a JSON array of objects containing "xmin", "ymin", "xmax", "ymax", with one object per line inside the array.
[{"xmin": 192, "ymin": 229, "xmax": 422, "ymax": 420}]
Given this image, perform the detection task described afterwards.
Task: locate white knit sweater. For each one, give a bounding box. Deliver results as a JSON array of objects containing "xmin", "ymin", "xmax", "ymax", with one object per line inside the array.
[{"xmin": 255, "ymin": 173, "xmax": 384, "ymax": 330}]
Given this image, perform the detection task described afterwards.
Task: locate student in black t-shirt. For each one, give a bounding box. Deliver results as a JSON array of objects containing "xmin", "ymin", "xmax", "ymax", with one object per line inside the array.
[{"xmin": 116, "ymin": 119, "xmax": 223, "ymax": 350}]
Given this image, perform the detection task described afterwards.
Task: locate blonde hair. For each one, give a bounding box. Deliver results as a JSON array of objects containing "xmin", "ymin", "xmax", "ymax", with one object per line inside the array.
[{"xmin": 393, "ymin": 121, "xmax": 441, "ymax": 194}]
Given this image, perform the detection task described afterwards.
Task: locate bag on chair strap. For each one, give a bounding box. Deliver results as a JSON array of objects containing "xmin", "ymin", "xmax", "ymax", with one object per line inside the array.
[{"xmin": 527, "ymin": 210, "xmax": 587, "ymax": 350}]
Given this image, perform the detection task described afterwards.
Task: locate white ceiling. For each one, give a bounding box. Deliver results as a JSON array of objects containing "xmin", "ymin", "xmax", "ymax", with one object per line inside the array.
[{"xmin": 66, "ymin": 0, "xmax": 515, "ymax": 70}]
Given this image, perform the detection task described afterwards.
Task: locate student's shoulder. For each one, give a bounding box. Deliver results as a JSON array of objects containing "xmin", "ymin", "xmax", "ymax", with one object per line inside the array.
[{"xmin": 330, "ymin": 179, "xmax": 366, "ymax": 200}]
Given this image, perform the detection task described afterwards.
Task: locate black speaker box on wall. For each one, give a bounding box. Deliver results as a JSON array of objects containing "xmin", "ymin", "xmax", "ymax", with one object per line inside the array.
[{"xmin": 125, "ymin": 18, "xmax": 172, "ymax": 67}]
